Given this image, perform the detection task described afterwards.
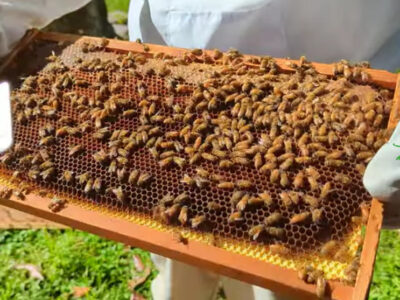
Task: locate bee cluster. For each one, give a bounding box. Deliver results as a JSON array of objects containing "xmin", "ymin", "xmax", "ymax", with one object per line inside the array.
[{"xmin": 0, "ymin": 39, "xmax": 392, "ymax": 276}]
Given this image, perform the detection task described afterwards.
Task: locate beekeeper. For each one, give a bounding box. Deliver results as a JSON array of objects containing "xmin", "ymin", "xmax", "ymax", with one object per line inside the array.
[{"xmin": 1, "ymin": 0, "xmax": 400, "ymax": 299}]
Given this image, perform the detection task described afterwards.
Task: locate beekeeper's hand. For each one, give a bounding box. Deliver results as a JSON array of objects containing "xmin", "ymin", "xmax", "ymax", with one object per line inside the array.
[
  {"xmin": 0, "ymin": 0, "xmax": 89, "ymax": 57},
  {"xmin": 364, "ymin": 122, "xmax": 400, "ymax": 228},
  {"xmin": 0, "ymin": 82, "xmax": 12, "ymax": 152}
]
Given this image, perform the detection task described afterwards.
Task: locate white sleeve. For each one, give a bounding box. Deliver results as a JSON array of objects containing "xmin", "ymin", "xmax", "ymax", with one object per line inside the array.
[
  {"xmin": 0, "ymin": 0, "xmax": 90, "ymax": 57},
  {"xmin": 363, "ymin": 123, "xmax": 400, "ymax": 229},
  {"xmin": 363, "ymin": 122, "xmax": 400, "ymax": 202}
]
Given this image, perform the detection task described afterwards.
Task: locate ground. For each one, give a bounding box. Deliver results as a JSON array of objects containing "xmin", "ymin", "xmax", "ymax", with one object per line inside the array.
[{"xmin": 0, "ymin": 0, "xmax": 399, "ymax": 299}]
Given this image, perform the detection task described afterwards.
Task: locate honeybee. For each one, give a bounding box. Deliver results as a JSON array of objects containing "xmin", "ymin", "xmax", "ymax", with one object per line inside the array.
[
  {"xmin": 356, "ymin": 151, "xmax": 373, "ymax": 161},
  {"xmin": 56, "ymin": 126, "xmax": 69, "ymax": 137},
  {"xmin": 189, "ymin": 154, "xmax": 201, "ymax": 165},
  {"xmin": 207, "ymin": 201, "xmax": 221, "ymax": 211},
  {"xmin": 112, "ymin": 187, "xmax": 125, "ymax": 202},
  {"xmin": 219, "ymin": 159, "xmax": 234, "ymax": 169},
  {"xmin": 228, "ymin": 211, "xmax": 243, "ymax": 224},
  {"xmin": 307, "ymin": 176, "xmax": 319, "ymax": 191},
  {"xmin": 280, "ymin": 158, "xmax": 294, "ymax": 170},
  {"xmin": 265, "ymin": 227, "xmax": 284, "ymax": 238},
  {"xmin": 174, "ymin": 193, "xmax": 189, "ymax": 205},
  {"xmin": 320, "ymin": 182, "xmax": 333, "ymax": 199},
  {"xmin": 12, "ymin": 188, "xmax": 25, "ymax": 200},
  {"xmin": 41, "ymin": 167, "xmax": 56, "ymax": 181},
  {"xmin": 264, "ymin": 212, "xmax": 282, "ymax": 226},
  {"xmin": 39, "ymin": 160, "xmax": 54, "ymax": 170},
  {"xmin": 77, "ymin": 172, "xmax": 90, "ymax": 185},
  {"xmin": 249, "ymin": 224, "xmax": 265, "ymax": 240},
  {"xmin": 0, "ymin": 153, "xmax": 13, "ymax": 165},
  {"xmin": 159, "ymin": 157, "xmax": 173, "ymax": 168},
  {"xmin": 355, "ymin": 163, "xmax": 366, "ymax": 175},
  {"xmin": 69, "ymin": 144, "xmax": 84, "ymax": 157},
  {"xmin": 259, "ymin": 192, "xmax": 273, "ymax": 206},
  {"xmin": 236, "ymin": 180, "xmax": 253, "ymax": 189},
  {"xmin": 173, "ymin": 231, "xmax": 188, "ymax": 245},
  {"xmin": 218, "ymin": 182, "xmax": 235, "ymax": 190},
  {"xmin": 62, "ymin": 170, "xmax": 74, "ymax": 183},
  {"xmin": 190, "ymin": 48, "xmax": 203, "ymax": 56},
  {"xmin": 280, "ymin": 171, "xmax": 289, "ymax": 187},
  {"xmin": 164, "ymin": 204, "xmax": 181, "ymax": 221},
  {"xmin": 116, "ymin": 168, "xmax": 127, "ymax": 182},
  {"xmin": 39, "ymin": 136, "xmax": 55, "ymax": 146},
  {"xmin": 236, "ymin": 194, "xmax": 249, "ymax": 211},
  {"xmin": 48, "ymin": 197, "xmax": 67, "ymax": 212},
  {"xmin": 333, "ymin": 173, "xmax": 351, "ymax": 186},
  {"xmin": 288, "ymin": 191, "xmax": 301, "ymax": 205},
  {"xmin": 181, "ymin": 174, "xmax": 195, "ymax": 186},
  {"xmin": 191, "ymin": 215, "xmax": 207, "ymax": 229},
  {"xmin": 360, "ymin": 202, "xmax": 370, "ymax": 224},
  {"xmin": 128, "ymin": 170, "xmax": 140, "ymax": 184},
  {"xmin": 295, "ymin": 157, "xmax": 312, "ymax": 165},
  {"xmin": 201, "ymin": 153, "xmax": 217, "ymax": 162},
  {"xmin": 0, "ymin": 188, "xmax": 12, "ymax": 200},
  {"xmin": 137, "ymin": 173, "xmax": 152, "ymax": 186},
  {"xmin": 259, "ymin": 162, "xmax": 277, "ymax": 174},
  {"xmin": 289, "ymin": 212, "xmax": 311, "ymax": 224},
  {"xmin": 293, "ymin": 171, "xmax": 305, "ymax": 189},
  {"xmin": 173, "ymin": 156, "xmax": 186, "ymax": 168},
  {"xmin": 231, "ymin": 191, "xmax": 245, "ymax": 205},
  {"xmin": 270, "ymin": 169, "xmax": 280, "ymax": 184},
  {"xmin": 83, "ymin": 178, "xmax": 93, "ymax": 194},
  {"xmin": 253, "ymin": 153, "xmax": 263, "ymax": 169},
  {"xmin": 320, "ymin": 240, "xmax": 337, "ymax": 256},
  {"xmin": 269, "ymin": 244, "xmax": 289, "ymax": 255}
]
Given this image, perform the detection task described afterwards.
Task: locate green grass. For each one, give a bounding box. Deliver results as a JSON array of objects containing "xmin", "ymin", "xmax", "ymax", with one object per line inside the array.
[
  {"xmin": 370, "ymin": 229, "xmax": 400, "ymax": 299},
  {"xmin": 105, "ymin": 0, "xmax": 130, "ymax": 13},
  {"xmin": 0, "ymin": 229, "xmax": 156, "ymax": 300},
  {"xmin": 0, "ymin": 228, "xmax": 399, "ymax": 299}
]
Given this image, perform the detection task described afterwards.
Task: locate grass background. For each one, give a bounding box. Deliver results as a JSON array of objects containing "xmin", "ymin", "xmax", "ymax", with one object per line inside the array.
[
  {"xmin": 1, "ymin": 228, "xmax": 399, "ymax": 299},
  {"xmin": 105, "ymin": 0, "xmax": 130, "ymax": 13},
  {"xmin": 1, "ymin": 0, "xmax": 398, "ymax": 299}
]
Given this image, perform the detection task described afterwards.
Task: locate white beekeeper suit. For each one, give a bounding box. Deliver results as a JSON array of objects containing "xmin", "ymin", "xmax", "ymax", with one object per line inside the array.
[
  {"xmin": 0, "ymin": 0, "xmax": 90, "ymax": 57},
  {"xmin": 1, "ymin": 0, "xmax": 400, "ymax": 299}
]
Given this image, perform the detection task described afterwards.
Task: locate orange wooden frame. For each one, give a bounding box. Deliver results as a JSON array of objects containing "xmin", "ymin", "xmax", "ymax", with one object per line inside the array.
[{"xmin": 0, "ymin": 30, "xmax": 397, "ymax": 300}]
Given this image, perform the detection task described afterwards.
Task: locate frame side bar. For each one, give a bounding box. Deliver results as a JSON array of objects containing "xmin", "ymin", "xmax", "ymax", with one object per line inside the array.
[
  {"xmin": 388, "ymin": 74, "xmax": 400, "ymax": 129},
  {"xmin": 352, "ymin": 199, "xmax": 383, "ymax": 300}
]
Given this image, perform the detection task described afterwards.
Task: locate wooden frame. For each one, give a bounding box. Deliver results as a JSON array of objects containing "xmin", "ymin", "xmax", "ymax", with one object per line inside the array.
[{"xmin": 0, "ymin": 30, "xmax": 397, "ymax": 300}]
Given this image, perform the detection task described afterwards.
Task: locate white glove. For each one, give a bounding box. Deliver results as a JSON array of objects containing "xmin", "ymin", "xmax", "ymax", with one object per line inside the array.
[
  {"xmin": 0, "ymin": 82, "xmax": 12, "ymax": 153},
  {"xmin": 0, "ymin": 0, "xmax": 89, "ymax": 57},
  {"xmin": 364, "ymin": 122, "xmax": 400, "ymax": 228}
]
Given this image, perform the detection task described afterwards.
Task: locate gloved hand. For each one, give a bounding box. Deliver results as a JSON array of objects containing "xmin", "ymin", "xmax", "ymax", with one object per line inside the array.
[{"xmin": 364, "ymin": 122, "xmax": 400, "ymax": 228}]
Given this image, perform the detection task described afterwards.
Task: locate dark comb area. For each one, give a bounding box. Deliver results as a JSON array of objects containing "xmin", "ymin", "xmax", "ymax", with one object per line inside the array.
[{"xmin": 0, "ymin": 38, "xmax": 393, "ymax": 260}]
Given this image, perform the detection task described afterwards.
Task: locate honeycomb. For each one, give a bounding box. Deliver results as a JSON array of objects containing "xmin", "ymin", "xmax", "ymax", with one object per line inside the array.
[{"xmin": 0, "ymin": 37, "xmax": 393, "ymax": 282}]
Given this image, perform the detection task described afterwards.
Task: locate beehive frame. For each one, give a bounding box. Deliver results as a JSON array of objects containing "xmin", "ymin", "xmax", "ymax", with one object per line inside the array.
[{"xmin": 1, "ymin": 30, "xmax": 398, "ymax": 300}]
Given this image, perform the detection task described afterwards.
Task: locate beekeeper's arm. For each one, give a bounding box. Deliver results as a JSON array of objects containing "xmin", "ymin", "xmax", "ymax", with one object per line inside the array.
[{"xmin": 0, "ymin": 0, "xmax": 89, "ymax": 57}]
